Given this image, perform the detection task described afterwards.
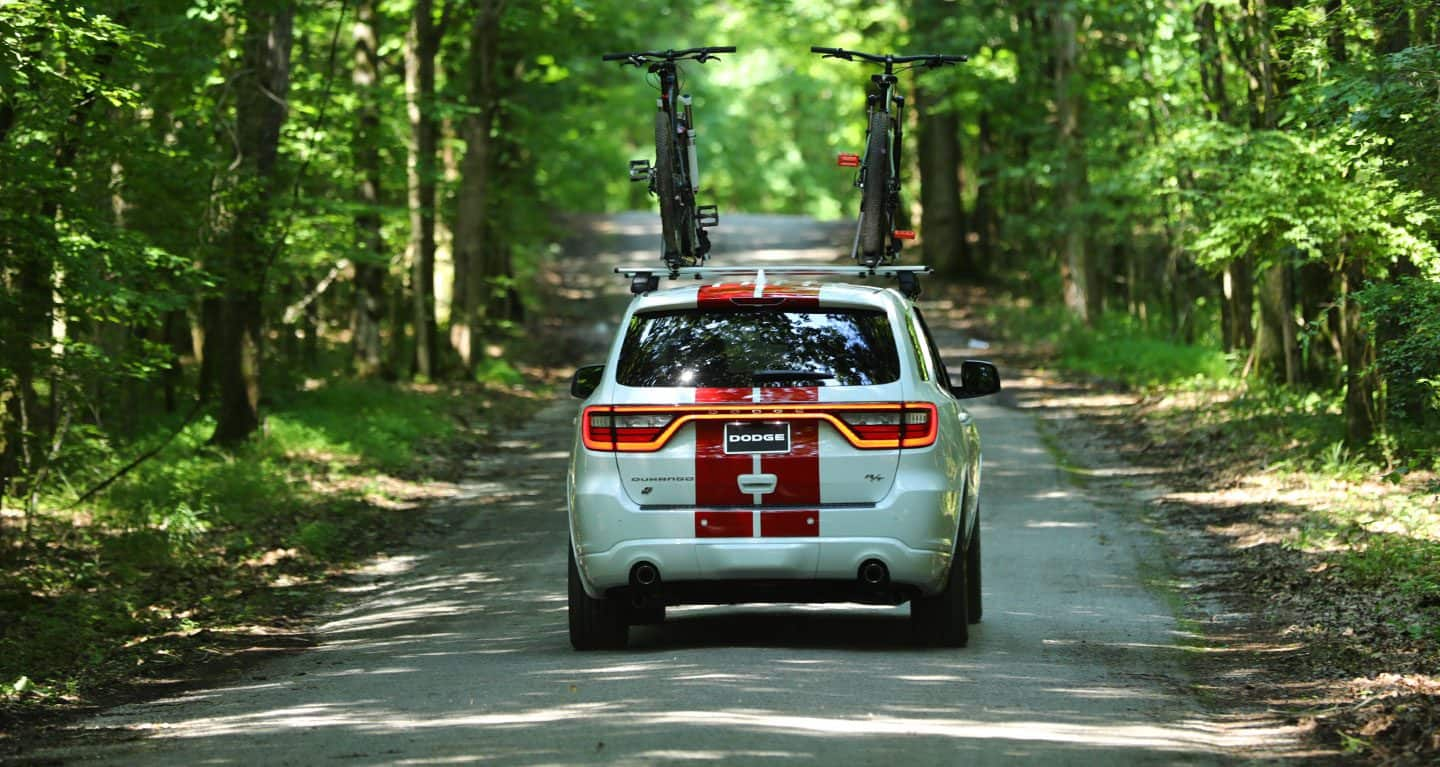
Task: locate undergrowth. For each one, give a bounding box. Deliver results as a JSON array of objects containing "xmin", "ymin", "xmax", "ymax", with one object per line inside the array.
[
  {"xmin": 0, "ymin": 378, "xmax": 540, "ymax": 711},
  {"xmin": 992, "ymin": 296, "xmax": 1440, "ymax": 657},
  {"xmin": 986, "ymin": 301, "xmax": 1234, "ymax": 388}
]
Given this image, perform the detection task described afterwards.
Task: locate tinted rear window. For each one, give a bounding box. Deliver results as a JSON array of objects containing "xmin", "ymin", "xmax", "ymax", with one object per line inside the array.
[{"xmin": 615, "ymin": 308, "xmax": 901, "ymax": 388}]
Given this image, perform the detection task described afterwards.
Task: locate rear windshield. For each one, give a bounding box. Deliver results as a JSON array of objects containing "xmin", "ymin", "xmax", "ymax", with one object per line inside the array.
[{"xmin": 615, "ymin": 308, "xmax": 901, "ymax": 388}]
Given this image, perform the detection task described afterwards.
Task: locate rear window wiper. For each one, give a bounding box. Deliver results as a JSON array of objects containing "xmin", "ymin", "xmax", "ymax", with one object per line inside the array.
[{"xmin": 750, "ymin": 370, "xmax": 835, "ymax": 383}]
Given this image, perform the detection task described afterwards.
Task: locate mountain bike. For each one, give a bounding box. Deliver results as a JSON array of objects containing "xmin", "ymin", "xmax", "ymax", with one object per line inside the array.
[
  {"xmin": 603, "ymin": 46, "xmax": 735, "ymax": 274},
  {"xmin": 812, "ymin": 47, "xmax": 966, "ymax": 268}
]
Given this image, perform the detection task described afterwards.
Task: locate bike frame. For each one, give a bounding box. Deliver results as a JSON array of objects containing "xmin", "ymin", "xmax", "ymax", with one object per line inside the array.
[
  {"xmin": 811, "ymin": 47, "xmax": 966, "ymax": 267},
  {"xmin": 604, "ymin": 47, "xmax": 731, "ymax": 274},
  {"xmin": 652, "ymin": 61, "xmax": 698, "ymax": 252},
  {"xmin": 862, "ymin": 65, "xmax": 905, "ymax": 263}
]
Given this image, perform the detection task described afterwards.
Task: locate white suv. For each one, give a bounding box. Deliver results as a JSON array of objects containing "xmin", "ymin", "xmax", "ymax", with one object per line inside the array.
[{"xmin": 566, "ymin": 270, "xmax": 999, "ymax": 649}]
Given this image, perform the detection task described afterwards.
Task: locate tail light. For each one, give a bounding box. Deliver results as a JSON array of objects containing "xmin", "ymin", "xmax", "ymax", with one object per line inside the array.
[
  {"xmin": 837, "ymin": 403, "xmax": 937, "ymax": 448},
  {"xmin": 581, "ymin": 402, "xmax": 938, "ymax": 452},
  {"xmin": 582, "ymin": 407, "xmax": 678, "ymax": 451},
  {"xmin": 837, "ymin": 153, "xmax": 860, "ymax": 167},
  {"xmin": 893, "ymin": 230, "xmax": 916, "ymax": 240}
]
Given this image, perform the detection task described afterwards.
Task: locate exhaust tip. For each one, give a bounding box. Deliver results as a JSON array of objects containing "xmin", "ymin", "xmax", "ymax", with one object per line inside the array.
[
  {"xmin": 859, "ymin": 559, "xmax": 889, "ymax": 586},
  {"xmin": 632, "ymin": 562, "xmax": 660, "ymax": 587}
]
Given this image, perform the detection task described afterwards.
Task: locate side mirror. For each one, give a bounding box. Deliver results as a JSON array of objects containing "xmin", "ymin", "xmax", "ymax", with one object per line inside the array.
[
  {"xmin": 570, "ymin": 364, "xmax": 604, "ymax": 399},
  {"xmin": 950, "ymin": 360, "xmax": 1001, "ymax": 399}
]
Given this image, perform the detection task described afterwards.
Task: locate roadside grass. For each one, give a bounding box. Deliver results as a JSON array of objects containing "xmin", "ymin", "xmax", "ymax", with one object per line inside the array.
[
  {"xmin": 989, "ymin": 295, "xmax": 1440, "ymax": 759},
  {"xmin": 0, "ymin": 377, "xmax": 545, "ymax": 714},
  {"xmin": 986, "ymin": 300, "xmax": 1234, "ymax": 388}
]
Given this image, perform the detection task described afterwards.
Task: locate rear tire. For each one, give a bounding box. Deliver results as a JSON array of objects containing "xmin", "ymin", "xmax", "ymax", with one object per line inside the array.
[
  {"xmin": 911, "ymin": 538, "xmax": 970, "ymax": 647},
  {"xmin": 653, "ymin": 111, "xmax": 690, "ymax": 266},
  {"xmin": 967, "ymin": 519, "xmax": 983, "ymax": 624},
  {"xmin": 568, "ymin": 542, "xmax": 628, "ymax": 650},
  {"xmin": 859, "ymin": 110, "xmax": 891, "ymax": 266}
]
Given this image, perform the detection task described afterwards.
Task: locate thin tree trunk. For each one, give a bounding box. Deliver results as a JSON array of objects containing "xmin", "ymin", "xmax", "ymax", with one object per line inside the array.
[
  {"xmin": 211, "ymin": 1, "xmax": 292, "ymax": 445},
  {"xmin": 1339, "ymin": 256, "xmax": 1375, "ymax": 444},
  {"xmin": 915, "ymin": 81, "xmax": 967, "ymax": 277},
  {"xmin": 451, "ymin": 1, "xmax": 503, "ymax": 372},
  {"xmin": 1254, "ymin": 262, "xmax": 1300, "ymax": 385},
  {"xmin": 1054, "ymin": 4, "xmax": 1097, "ymax": 323},
  {"xmin": 971, "ymin": 112, "xmax": 997, "ymax": 277},
  {"xmin": 1220, "ymin": 259, "xmax": 1255, "ymax": 351},
  {"xmin": 351, "ymin": 0, "xmax": 387, "ymax": 378},
  {"xmin": 405, "ymin": 0, "xmax": 440, "ymax": 380}
]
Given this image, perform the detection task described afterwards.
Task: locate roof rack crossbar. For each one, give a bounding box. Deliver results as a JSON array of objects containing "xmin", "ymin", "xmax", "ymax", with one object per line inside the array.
[
  {"xmin": 615, "ymin": 265, "xmax": 932, "ymax": 279},
  {"xmin": 617, "ymin": 264, "xmax": 931, "ymax": 298}
]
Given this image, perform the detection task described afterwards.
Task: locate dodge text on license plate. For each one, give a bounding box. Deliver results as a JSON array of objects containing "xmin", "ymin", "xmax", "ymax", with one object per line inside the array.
[{"xmin": 723, "ymin": 421, "xmax": 791, "ymax": 454}]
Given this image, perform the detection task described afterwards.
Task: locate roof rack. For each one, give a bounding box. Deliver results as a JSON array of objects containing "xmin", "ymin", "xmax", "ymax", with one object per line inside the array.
[{"xmin": 616, "ymin": 264, "xmax": 932, "ymax": 298}]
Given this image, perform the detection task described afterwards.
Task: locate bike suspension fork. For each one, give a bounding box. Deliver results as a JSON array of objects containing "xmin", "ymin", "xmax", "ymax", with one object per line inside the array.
[{"xmin": 681, "ymin": 94, "xmax": 699, "ymax": 192}]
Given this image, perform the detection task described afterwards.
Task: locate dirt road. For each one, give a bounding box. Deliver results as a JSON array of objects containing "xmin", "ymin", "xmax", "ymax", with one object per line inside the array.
[{"xmin": 34, "ymin": 215, "xmax": 1296, "ymax": 765}]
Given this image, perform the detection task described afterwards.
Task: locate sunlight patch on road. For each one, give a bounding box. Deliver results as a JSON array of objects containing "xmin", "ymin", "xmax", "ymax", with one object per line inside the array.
[{"xmin": 643, "ymin": 709, "xmax": 1288, "ymax": 752}]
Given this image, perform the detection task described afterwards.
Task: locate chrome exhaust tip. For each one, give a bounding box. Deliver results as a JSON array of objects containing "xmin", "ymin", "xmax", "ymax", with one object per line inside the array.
[
  {"xmin": 631, "ymin": 561, "xmax": 660, "ymax": 588},
  {"xmin": 859, "ymin": 559, "xmax": 889, "ymax": 586}
]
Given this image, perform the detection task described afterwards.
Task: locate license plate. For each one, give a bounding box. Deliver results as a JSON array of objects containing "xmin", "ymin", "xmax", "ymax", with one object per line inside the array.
[{"xmin": 723, "ymin": 421, "xmax": 791, "ymax": 454}]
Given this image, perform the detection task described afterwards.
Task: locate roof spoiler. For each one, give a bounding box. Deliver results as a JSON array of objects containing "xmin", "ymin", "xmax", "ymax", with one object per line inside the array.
[{"xmin": 615, "ymin": 265, "xmax": 931, "ymax": 298}]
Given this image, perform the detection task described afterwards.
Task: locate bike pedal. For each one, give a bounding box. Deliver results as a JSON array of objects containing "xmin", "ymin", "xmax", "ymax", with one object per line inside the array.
[
  {"xmin": 837, "ymin": 153, "xmax": 860, "ymax": 167},
  {"xmin": 696, "ymin": 204, "xmax": 719, "ymax": 228},
  {"xmin": 628, "ymin": 159, "xmax": 651, "ymax": 182}
]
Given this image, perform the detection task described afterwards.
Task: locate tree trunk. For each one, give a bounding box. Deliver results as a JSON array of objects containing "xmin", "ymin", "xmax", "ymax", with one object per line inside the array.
[
  {"xmin": 405, "ymin": 0, "xmax": 440, "ymax": 380},
  {"xmin": 210, "ymin": 0, "xmax": 292, "ymax": 446},
  {"xmin": 915, "ymin": 82, "xmax": 968, "ymax": 277},
  {"xmin": 1220, "ymin": 258, "xmax": 1255, "ymax": 351},
  {"xmin": 1377, "ymin": 1, "xmax": 1410, "ymax": 53},
  {"xmin": 351, "ymin": 0, "xmax": 387, "ymax": 378},
  {"xmin": 1339, "ymin": 256, "xmax": 1375, "ymax": 445},
  {"xmin": 1054, "ymin": 4, "xmax": 1097, "ymax": 323},
  {"xmin": 971, "ymin": 112, "xmax": 997, "ymax": 277},
  {"xmin": 451, "ymin": 0, "xmax": 503, "ymax": 372},
  {"xmin": 1254, "ymin": 262, "xmax": 1300, "ymax": 385}
]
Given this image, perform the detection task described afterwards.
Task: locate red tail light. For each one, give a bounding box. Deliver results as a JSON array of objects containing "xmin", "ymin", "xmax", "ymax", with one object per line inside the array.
[
  {"xmin": 893, "ymin": 230, "xmax": 916, "ymax": 240},
  {"xmin": 837, "ymin": 153, "xmax": 860, "ymax": 167},
  {"xmin": 582, "ymin": 407, "xmax": 678, "ymax": 451},
  {"xmin": 581, "ymin": 402, "xmax": 938, "ymax": 452},
  {"xmin": 838, "ymin": 403, "xmax": 936, "ymax": 448}
]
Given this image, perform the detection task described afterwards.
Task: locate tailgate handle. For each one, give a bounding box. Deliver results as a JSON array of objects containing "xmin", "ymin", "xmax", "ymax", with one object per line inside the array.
[{"xmin": 737, "ymin": 473, "xmax": 777, "ymax": 495}]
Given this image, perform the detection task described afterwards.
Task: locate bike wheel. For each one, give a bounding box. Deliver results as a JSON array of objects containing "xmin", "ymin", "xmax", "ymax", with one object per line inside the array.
[
  {"xmin": 654, "ymin": 111, "xmax": 686, "ymax": 267},
  {"xmin": 859, "ymin": 110, "xmax": 891, "ymax": 266}
]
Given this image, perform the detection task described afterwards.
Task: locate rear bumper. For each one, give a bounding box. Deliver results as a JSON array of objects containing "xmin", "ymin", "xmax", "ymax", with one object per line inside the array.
[
  {"xmin": 567, "ymin": 430, "xmax": 967, "ymax": 604},
  {"xmin": 573, "ymin": 535, "xmax": 951, "ymax": 602}
]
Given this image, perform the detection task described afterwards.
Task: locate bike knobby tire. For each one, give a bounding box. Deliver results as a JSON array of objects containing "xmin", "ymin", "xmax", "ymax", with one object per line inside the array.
[
  {"xmin": 859, "ymin": 110, "xmax": 892, "ymax": 265},
  {"xmin": 653, "ymin": 111, "xmax": 693, "ymax": 266}
]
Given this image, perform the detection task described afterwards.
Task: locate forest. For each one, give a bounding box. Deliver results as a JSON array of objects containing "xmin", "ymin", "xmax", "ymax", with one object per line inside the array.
[{"xmin": 1, "ymin": 0, "xmax": 1438, "ymax": 744}]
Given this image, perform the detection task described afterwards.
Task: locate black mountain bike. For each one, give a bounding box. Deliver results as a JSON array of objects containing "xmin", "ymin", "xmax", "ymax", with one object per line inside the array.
[
  {"xmin": 812, "ymin": 47, "xmax": 966, "ymax": 268},
  {"xmin": 603, "ymin": 46, "xmax": 734, "ymax": 273}
]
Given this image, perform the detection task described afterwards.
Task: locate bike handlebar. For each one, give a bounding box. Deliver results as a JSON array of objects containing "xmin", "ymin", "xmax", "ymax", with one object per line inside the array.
[
  {"xmin": 810, "ymin": 46, "xmax": 967, "ymax": 67},
  {"xmin": 602, "ymin": 46, "xmax": 737, "ymax": 64}
]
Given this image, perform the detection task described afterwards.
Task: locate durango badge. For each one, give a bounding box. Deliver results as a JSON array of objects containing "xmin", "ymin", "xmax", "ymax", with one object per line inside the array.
[{"xmin": 723, "ymin": 421, "xmax": 791, "ymax": 454}]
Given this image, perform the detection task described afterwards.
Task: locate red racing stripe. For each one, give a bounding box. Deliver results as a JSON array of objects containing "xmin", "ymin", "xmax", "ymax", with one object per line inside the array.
[
  {"xmin": 761, "ymin": 421, "xmax": 820, "ymax": 505},
  {"xmin": 760, "ymin": 510, "xmax": 818, "ymax": 537},
  {"xmin": 695, "ymin": 387, "xmax": 752, "ymax": 403},
  {"xmin": 762, "ymin": 284, "xmax": 820, "ymax": 308},
  {"xmin": 694, "ymin": 420, "xmax": 752, "ymax": 507},
  {"xmin": 695, "ymin": 510, "xmax": 753, "ymax": 538},
  {"xmin": 696, "ymin": 283, "xmax": 823, "ymax": 309},
  {"xmin": 757, "ymin": 387, "xmax": 819, "ymax": 403}
]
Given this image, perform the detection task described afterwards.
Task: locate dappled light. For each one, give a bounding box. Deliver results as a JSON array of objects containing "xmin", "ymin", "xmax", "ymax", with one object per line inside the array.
[{"xmin": 32, "ymin": 288, "xmax": 1302, "ymax": 762}]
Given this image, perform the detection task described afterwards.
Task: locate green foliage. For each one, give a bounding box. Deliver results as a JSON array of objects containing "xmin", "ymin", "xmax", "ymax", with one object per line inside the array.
[
  {"xmin": 0, "ymin": 379, "xmax": 507, "ymax": 704},
  {"xmin": 1143, "ymin": 122, "xmax": 1438, "ymax": 276},
  {"xmin": 1356, "ymin": 277, "xmax": 1440, "ymax": 455},
  {"xmin": 991, "ymin": 302, "xmax": 1234, "ymax": 388}
]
